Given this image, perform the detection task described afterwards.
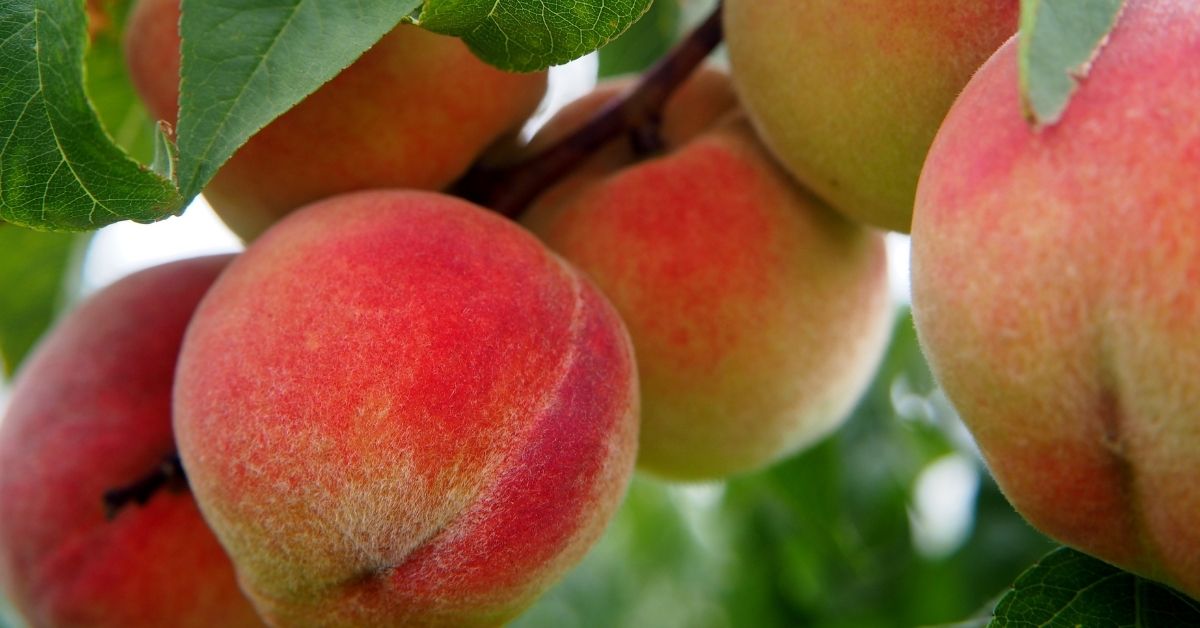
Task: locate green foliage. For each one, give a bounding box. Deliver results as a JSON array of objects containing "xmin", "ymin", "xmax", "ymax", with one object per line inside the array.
[
  {"xmin": 85, "ymin": 0, "xmax": 156, "ymax": 163},
  {"xmin": 418, "ymin": 0, "xmax": 654, "ymax": 72},
  {"xmin": 511, "ymin": 478, "xmax": 728, "ymax": 628},
  {"xmin": 175, "ymin": 0, "xmax": 655, "ymax": 203},
  {"xmin": 0, "ymin": 226, "xmax": 85, "ymax": 376},
  {"xmin": 1, "ymin": 0, "xmax": 657, "ymax": 232},
  {"xmin": 990, "ymin": 548, "xmax": 1200, "ymax": 627},
  {"xmin": 0, "ymin": 0, "xmax": 126, "ymax": 372},
  {"xmin": 597, "ymin": 0, "xmax": 681, "ymax": 78},
  {"xmin": 0, "ymin": 0, "xmax": 179, "ymax": 231},
  {"xmin": 174, "ymin": 0, "xmax": 421, "ymax": 201},
  {"xmin": 1018, "ymin": 0, "xmax": 1125, "ymax": 125}
]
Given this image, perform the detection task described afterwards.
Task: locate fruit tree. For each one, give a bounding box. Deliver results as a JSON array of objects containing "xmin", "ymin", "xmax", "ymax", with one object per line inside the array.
[{"xmin": 1, "ymin": 0, "xmax": 1197, "ymax": 626}]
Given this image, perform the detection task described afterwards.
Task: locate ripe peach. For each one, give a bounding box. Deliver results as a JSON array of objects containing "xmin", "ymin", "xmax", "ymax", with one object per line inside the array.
[
  {"xmin": 124, "ymin": 0, "xmax": 547, "ymax": 241},
  {"xmin": 521, "ymin": 70, "xmax": 893, "ymax": 480},
  {"xmin": 911, "ymin": 1, "xmax": 1200, "ymax": 598},
  {"xmin": 173, "ymin": 190, "xmax": 639, "ymax": 626},
  {"xmin": 0, "ymin": 256, "xmax": 262, "ymax": 628},
  {"xmin": 724, "ymin": 0, "xmax": 1018, "ymax": 233}
]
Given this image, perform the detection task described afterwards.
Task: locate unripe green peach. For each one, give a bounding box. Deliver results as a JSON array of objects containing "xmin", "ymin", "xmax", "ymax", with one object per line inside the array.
[
  {"xmin": 522, "ymin": 70, "xmax": 893, "ymax": 480},
  {"xmin": 173, "ymin": 190, "xmax": 639, "ymax": 626},
  {"xmin": 0, "ymin": 256, "xmax": 262, "ymax": 628},
  {"xmin": 124, "ymin": 0, "xmax": 547, "ymax": 241},
  {"xmin": 912, "ymin": 0, "xmax": 1200, "ymax": 598},
  {"xmin": 724, "ymin": 0, "xmax": 1018, "ymax": 233}
]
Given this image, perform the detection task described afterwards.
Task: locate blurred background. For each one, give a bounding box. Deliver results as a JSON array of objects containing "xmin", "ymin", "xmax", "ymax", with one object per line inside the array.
[{"xmin": 0, "ymin": 0, "xmax": 1058, "ymax": 626}]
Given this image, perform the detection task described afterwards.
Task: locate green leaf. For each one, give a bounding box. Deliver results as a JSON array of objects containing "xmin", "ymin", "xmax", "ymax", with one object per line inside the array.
[
  {"xmin": 989, "ymin": 548, "xmax": 1200, "ymax": 627},
  {"xmin": 175, "ymin": 0, "xmax": 421, "ymax": 201},
  {"xmin": 85, "ymin": 0, "xmax": 156, "ymax": 163},
  {"xmin": 1018, "ymin": 0, "xmax": 1124, "ymax": 125},
  {"xmin": 513, "ymin": 477, "xmax": 730, "ymax": 628},
  {"xmin": 0, "ymin": 0, "xmax": 181, "ymax": 231},
  {"xmin": 597, "ymin": 0, "xmax": 681, "ymax": 78},
  {"xmin": 417, "ymin": 0, "xmax": 655, "ymax": 72},
  {"xmin": 0, "ymin": 225, "xmax": 87, "ymax": 376}
]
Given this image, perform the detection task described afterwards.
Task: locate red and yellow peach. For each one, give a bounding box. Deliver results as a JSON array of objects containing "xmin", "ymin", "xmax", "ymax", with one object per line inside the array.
[
  {"xmin": 0, "ymin": 256, "xmax": 261, "ymax": 628},
  {"xmin": 522, "ymin": 70, "xmax": 894, "ymax": 480},
  {"xmin": 724, "ymin": 0, "xmax": 1018, "ymax": 232},
  {"xmin": 173, "ymin": 190, "xmax": 639, "ymax": 626},
  {"xmin": 912, "ymin": 0, "xmax": 1200, "ymax": 599}
]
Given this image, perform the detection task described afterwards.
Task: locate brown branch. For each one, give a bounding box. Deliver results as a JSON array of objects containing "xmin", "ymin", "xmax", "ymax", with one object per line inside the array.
[
  {"xmin": 103, "ymin": 452, "xmax": 188, "ymax": 519},
  {"xmin": 454, "ymin": 1, "xmax": 725, "ymax": 218}
]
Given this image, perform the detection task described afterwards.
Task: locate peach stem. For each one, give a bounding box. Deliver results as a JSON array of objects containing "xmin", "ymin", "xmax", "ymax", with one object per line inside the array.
[{"xmin": 102, "ymin": 453, "xmax": 188, "ymax": 519}]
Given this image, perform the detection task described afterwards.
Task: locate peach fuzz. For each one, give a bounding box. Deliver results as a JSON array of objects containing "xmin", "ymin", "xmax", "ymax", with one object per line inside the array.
[
  {"xmin": 724, "ymin": 0, "xmax": 1018, "ymax": 233},
  {"xmin": 911, "ymin": 0, "xmax": 1200, "ymax": 599},
  {"xmin": 173, "ymin": 190, "xmax": 639, "ymax": 627},
  {"xmin": 0, "ymin": 256, "xmax": 262, "ymax": 628},
  {"xmin": 521, "ymin": 70, "xmax": 893, "ymax": 480},
  {"xmin": 124, "ymin": 0, "xmax": 547, "ymax": 241}
]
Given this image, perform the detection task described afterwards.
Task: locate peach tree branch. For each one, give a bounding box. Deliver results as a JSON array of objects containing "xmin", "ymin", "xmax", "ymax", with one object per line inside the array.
[{"xmin": 454, "ymin": 1, "xmax": 725, "ymax": 218}]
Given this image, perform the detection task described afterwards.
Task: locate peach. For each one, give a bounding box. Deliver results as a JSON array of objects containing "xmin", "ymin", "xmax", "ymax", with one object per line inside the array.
[
  {"xmin": 521, "ymin": 70, "xmax": 893, "ymax": 480},
  {"xmin": 911, "ymin": 0, "xmax": 1200, "ymax": 598},
  {"xmin": 124, "ymin": 0, "xmax": 547, "ymax": 241},
  {"xmin": 724, "ymin": 0, "xmax": 1018, "ymax": 233},
  {"xmin": 0, "ymin": 256, "xmax": 262, "ymax": 628},
  {"xmin": 173, "ymin": 190, "xmax": 639, "ymax": 626}
]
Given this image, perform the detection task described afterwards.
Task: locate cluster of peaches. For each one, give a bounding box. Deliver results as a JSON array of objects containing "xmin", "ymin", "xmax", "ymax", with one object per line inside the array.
[{"xmin": 2, "ymin": 0, "xmax": 1198, "ymax": 625}]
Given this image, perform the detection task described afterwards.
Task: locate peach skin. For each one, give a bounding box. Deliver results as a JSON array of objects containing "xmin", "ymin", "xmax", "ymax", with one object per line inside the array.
[
  {"xmin": 0, "ymin": 256, "xmax": 262, "ymax": 628},
  {"xmin": 522, "ymin": 70, "xmax": 893, "ymax": 480},
  {"xmin": 173, "ymin": 190, "xmax": 639, "ymax": 627},
  {"xmin": 912, "ymin": 0, "xmax": 1200, "ymax": 600},
  {"xmin": 724, "ymin": 0, "xmax": 1018, "ymax": 232}
]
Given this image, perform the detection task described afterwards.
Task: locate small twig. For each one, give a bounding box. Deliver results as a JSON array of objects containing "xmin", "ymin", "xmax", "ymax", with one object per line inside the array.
[
  {"xmin": 454, "ymin": 1, "xmax": 725, "ymax": 218},
  {"xmin": 103, "ymin": 452, "xmax": 188, "ymax": 519}
]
